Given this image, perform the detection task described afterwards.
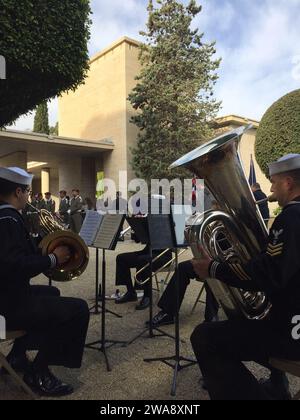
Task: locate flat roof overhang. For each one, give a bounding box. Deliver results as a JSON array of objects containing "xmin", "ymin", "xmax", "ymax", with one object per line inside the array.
[{"xmin": 0, "ymin": 129, "xmax": 114, "ymax": 171}]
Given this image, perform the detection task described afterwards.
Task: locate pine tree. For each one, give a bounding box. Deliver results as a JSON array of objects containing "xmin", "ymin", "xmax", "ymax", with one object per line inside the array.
[
  {"xmin": 128, "ymin": 0, "xmax": 221, "ymax": 182},
  {"xmin": 33, "ymin": 101, "xmax": 50, "ymax": 134}
]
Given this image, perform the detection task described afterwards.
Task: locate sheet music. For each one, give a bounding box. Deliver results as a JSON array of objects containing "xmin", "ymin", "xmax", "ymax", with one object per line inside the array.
[
  {"xmin": 126, "ymin": 216, "xmax": 149, "ymax": 244},
  {"xmin": 171, "ymin": 205, "xmax": 192, "ymax": 247},
  {"xmin": 93, "ymin": 214, "xmax": 124, "ymax": 250},
  {"xmin": 79, "ymin": 211, "xmax": 103, "ymax": 246},
  {"xmin": 147, "ymin": 214, "xmax": 175, "ymax": 249}
]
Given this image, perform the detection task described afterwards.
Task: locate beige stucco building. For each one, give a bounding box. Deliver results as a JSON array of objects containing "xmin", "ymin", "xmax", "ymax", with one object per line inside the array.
[
  {"xmin": 59, "ymin": 37, "xmax": 141, "ymax": 188},
  {"xmin": 0, "ymin": 37, "xmax": 274, "ymax": 213}
]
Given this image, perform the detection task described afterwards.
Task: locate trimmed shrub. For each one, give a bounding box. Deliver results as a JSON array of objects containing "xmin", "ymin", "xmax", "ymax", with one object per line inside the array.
[{"xmin": 256, "ymin": 89, "xmax": 300, "ymax": 177}]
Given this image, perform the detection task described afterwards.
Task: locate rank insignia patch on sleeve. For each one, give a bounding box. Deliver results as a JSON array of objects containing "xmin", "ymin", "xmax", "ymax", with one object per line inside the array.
[
  {"xmin": 271, "ymin": 229, "xmax": 284, "ymax": 245},
  {"xmin": 267, "ymin": 242, "xmax": 283, "ymax": 257}
]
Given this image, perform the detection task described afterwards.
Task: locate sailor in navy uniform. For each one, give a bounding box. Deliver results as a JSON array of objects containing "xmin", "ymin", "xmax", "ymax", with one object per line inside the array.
[
  {"xmin": 190, "ymin": 154, "xmax": 300, "ymax": 400},
  {"xmin": 44, "ymin": 192, "xmax": 56, "ymax": 215},
  {"xmin": 0, "ymin": 167, "xmax": 89, "ymax": 397}
]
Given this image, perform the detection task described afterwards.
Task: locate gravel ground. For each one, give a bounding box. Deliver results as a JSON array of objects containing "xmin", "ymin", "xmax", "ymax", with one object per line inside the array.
[{"xmin": 1, "ymin": 240, "xmax": 300, "ymax": 400}]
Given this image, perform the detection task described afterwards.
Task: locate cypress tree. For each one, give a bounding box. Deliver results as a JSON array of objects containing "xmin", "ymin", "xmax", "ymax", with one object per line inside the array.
[{"xmin": 33, "ymin": 101, "xmax": 50, "ymax": 134}]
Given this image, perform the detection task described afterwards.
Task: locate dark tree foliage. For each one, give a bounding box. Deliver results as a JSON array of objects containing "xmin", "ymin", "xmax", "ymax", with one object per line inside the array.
[
  {"xmin": 0, "ymin": 0, "xmax": 91, "ymax": 127},
  {"xmin": 128, "ymin": 0, "xmax": 221, "ymax": 182}
]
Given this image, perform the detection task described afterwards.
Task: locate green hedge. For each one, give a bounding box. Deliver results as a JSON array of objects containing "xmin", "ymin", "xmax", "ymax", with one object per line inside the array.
[
  {"xmin": 256, "ymin": 89, "xmax": 300, "ymax": 177},
  {"xmin": 0, "ymin": 0, "xmax": 91, "ymax": 126}
]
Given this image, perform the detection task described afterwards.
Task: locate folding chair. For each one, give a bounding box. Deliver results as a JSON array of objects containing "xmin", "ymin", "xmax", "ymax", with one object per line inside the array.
[
  {"xmin": 153, "ymin": 258, "xmax": 177, "ymax": 292},
  {"xmin": 0, "ymin": 331, "xmax": 36, "ymax": 399},
  {"xmin": 269, "ymin": 358, "xmax": 300, "ymax": 400}
]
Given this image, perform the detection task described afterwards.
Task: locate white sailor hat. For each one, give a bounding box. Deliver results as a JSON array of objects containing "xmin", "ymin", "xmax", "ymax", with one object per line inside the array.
[
  {"xmin": 268, "ymin": 154, "xmax": 300, "ymax": 177},
  {"xmin": 0, "ymin": 167, "xmax": 33, "ymax": 185}
]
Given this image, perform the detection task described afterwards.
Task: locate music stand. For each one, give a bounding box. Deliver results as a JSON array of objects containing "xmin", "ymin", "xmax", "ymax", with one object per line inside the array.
[
  {"xmin": 143, "ymin": 207, "xmax": 197, "ymax": 396},
  {"xmin": 85, "ymin": 214, "xmax": 127, "ymax": 371},
  {"xmin": 125, "ymin": 214, "xmax": 176, "ymax": 346},
  {"xmin": 80, "ymin": 211, "xmax": 121, "ymax": 318}
]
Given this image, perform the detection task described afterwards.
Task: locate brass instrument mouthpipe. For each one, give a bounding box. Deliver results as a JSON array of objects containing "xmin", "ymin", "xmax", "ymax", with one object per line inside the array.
[{"xmin": 255, "ymin": 194, "xmax": 277, "ymax": 205}]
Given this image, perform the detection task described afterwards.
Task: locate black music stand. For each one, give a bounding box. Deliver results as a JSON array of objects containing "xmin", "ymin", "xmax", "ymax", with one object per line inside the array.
[
  {"xmin": 143, "ymin": 208, "xmax": 197, "ymax": 396},
  {"xmin": 89, "ymin": 248, "xmax": 122, "ymax": 318},
  {"xmin": 85, "ymin": 214, "xmax": 127, "ymax": 372},
  {"xmin": 125, "ymin": 214, "xmax": 176, "ymax": 346},
  {"xmin": 79, "ymin": 211, "xmax": 121, "ymax": 318}
]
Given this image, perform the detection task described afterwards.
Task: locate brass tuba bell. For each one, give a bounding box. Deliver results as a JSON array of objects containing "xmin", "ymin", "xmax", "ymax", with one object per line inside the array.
[
  {"xmin": 170, "ymin": 125, "xmax": 271, "ymax": 320},
  {"xmin": 27, "ymin": 203, "xmax": 89, "ymax": 282}
]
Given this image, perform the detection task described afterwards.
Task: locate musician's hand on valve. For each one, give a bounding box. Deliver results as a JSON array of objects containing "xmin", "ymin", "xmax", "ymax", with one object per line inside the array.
[
  {"xmin": 53, "ymin": 246, "xmax": 71, "ymax": 266},
  {"xmin": 192, "ymin": 245, "xmax": 212, "ymax": 279}
]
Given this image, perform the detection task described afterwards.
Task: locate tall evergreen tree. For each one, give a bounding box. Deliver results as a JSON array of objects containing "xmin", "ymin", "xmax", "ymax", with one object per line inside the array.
[
  {"xmin": 33, "ymin": 101, "xmax": 50, "ymax": 134},
  {"xmin": 128, "ymin": 0, "xmax": 221, "ymax": 181}
]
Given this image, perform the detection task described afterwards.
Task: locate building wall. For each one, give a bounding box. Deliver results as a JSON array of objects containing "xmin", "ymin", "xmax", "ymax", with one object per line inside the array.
[
  {"xmin": 58, "ymin": 157, "xmax": 82, "ymax": 194},
  {"xmin": 125, "ymin": 42, "xmax": 141, "ymax": 184},
  {"xmin": 81, "ymin": 157, "xmax": 96, "ymax": 205},
  {"xmin": 0, "ymin": 151, "xmax": 27, "ymax": 169},
  {"xmin": 59, "ymin": 37, "xmax": 141, "ymax": 192}
]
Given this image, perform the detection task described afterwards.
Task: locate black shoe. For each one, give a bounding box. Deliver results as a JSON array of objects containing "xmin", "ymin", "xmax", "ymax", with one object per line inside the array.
[
  {"xmin": 24, "ymin": 367, "xmax": 74, "ymax": 397},
  {"xmin": 2, "ymin": 352, "xmax": 31, "ymax": 374},
  {"xmin": 145, "ymin": 311, "xmax": 174, "ymax": 327},
  {"xmin": 204, "ymin": 315, "xmax": 219, "ymax": 323},
  {"xmin": 259, "ymin": 377, "xmax": 292, "ymax": 400},
  {"xmin": 115, "ymin": 291, "xmax": 137, "ymax": 304},
  {"xmin": 136, "ymin": 296, "xmax": 150, "ymax": 311},
  {"xmin": 198, "ymin": 377, "xmax": 208, "ymax": 391}
]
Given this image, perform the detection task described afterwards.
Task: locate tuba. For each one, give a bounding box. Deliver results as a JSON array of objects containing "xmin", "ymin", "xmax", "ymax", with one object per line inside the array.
[
  {"xmin": 170, "ymin": 125, "xmax": 271, "ymax": 320},
  {"xmin": 27, "ymin": 203, "xmax": 89, "ymax": 282}
]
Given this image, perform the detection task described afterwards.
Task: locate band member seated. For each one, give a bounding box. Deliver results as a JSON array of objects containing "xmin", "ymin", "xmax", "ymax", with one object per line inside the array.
[
  {"xmin": 149, "ymin": 199, "xmax": 223, "ymax": 326},
  {"xmin": 0, "ymin": 167, "xmax": 90, "ymax": 397},
  {"xmin": 150, "ymin": 260, "xmax": 219, "ymax": 327},
  {"xmin": 115, "ymin": 245, "xmax": 172, "ymax": 310},
  {"xmin": 190, "ymin": 154, "xmax": 300, "ymax": 400},
  {"xmin": 115, "ymin": 194, "xmax": 172, "ymax": 310}
]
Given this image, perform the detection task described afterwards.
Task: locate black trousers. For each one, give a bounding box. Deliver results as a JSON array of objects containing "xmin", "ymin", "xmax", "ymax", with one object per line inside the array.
[
  {"xmin": 70, "ymin": 213, "xmax": 83, "ymax": 234},
  {"xmin": 1, "ymin": 285, "xmax": 90, "ymax": 369},
  {"xmin": 158, "ymin": 260, "xmax": 219, "ymax": 322},
  {"xmin": 116, "ymin": 248, "xmax": 172, "ymax": 297},
  {"xmin": 190, "ymin": 319, "xmax": 300, "ymax": 400}
]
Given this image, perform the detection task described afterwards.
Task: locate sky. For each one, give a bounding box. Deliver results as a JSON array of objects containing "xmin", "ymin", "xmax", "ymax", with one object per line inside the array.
[{"xmin": 11, "ymin": 0, "xmax": 300, "ymax": 131}]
